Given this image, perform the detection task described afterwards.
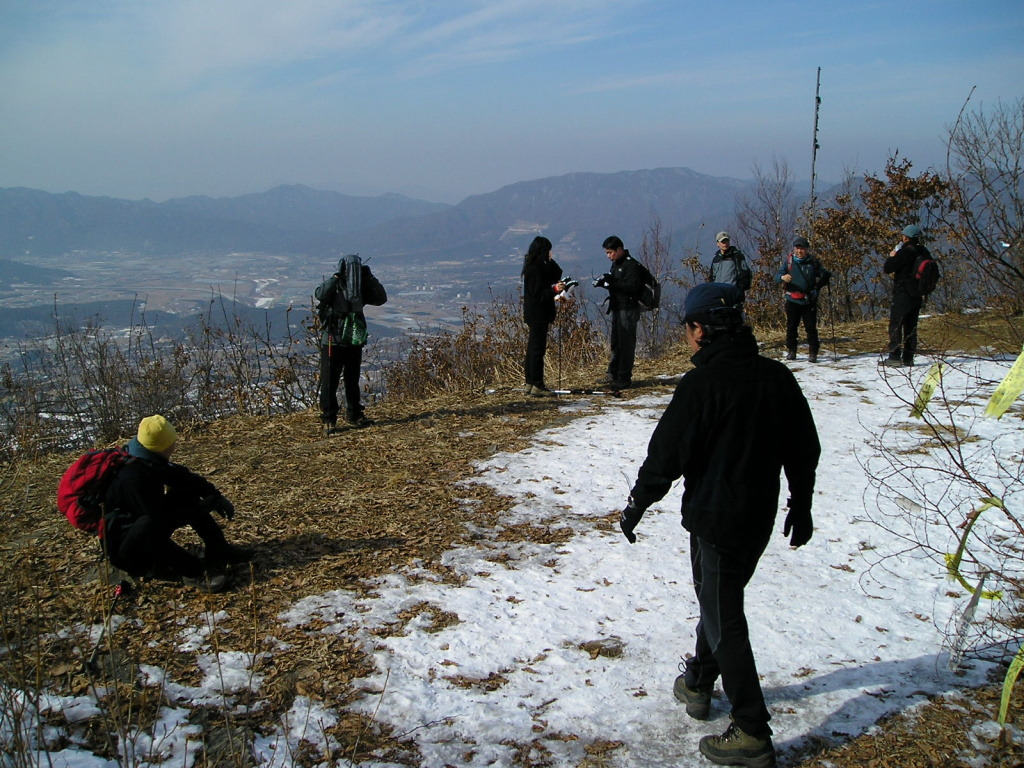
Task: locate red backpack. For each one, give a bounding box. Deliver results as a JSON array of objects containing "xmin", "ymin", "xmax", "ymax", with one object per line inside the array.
[{"xmin": 57, "ymin": 447, "xmax": 132, "ymax": 537}]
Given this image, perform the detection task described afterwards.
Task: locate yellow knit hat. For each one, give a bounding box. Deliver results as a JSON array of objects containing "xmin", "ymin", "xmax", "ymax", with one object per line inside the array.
[{"xmin": 137, "ymin": 414, "xmax": 177, "ymax": 452}]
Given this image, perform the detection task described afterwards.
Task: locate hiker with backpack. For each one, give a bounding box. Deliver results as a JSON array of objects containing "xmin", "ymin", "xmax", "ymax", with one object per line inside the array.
[
  {"xmin": 775, "ymin": 236, "xmax": 832, "ymax": 363},
  {"xmin": 315, "ymin": 253, "xmax": 388, "ymax": 432},
  {"xmin": 592, "ymin": 235, "xmax": 650, "ymax": 390},
  {"xmin": 882, "ymin": 225, "xmax": 936, "ymax": 368},
  {"xmin": 102, "ymin": 415, "xmax": 252, "ymax": 593},
  {"xmin": 707, "ymin": 232, "xmax": 752, "ymax": 297},
  {"xmin": 521, "ymin": 236, "xmax": 566, "ymax": 398},
  {"xmin": 616, "ymin": 282, "xmax": 820, "ymax": 768}
]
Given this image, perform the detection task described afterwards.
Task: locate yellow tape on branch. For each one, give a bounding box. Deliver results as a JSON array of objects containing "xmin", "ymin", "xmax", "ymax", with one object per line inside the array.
[
  {"xmin": 985, "ymin": 345, "xmax": 1024, "ymax": 420},
  {"xmin": 910, "ymin": 361, "xmax": 944, "ymax": 419},
  {"xmin": 1000, "ymin": 642, "xmax": 1024, "ymax": 726},
  {"xmin": 944, "ymin": 497, "xmax": 1004, "ymax": 600}
]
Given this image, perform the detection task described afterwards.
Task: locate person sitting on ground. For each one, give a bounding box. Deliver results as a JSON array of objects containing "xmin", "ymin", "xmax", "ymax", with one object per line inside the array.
[{"xmin": 103, "ymin": 415, "xmax": 252, "ymax": 593}]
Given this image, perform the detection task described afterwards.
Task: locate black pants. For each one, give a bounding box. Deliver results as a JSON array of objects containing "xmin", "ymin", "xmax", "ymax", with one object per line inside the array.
[
  {"xmin": 105, "ymin": 492, "xmax": 227, "ymax": 580},
  {"xmin": 608, "ymin": 307, "xmax": 640, "ymax": 384},
  {"xmin": 524, "ymin": 320, "xmax": 551, "ymax": 387},
  {"xmin": 785, "ymin": 301, "xmax": 819, "ymax": 355},
  {"xmin": 888, "ymin": 294, "xmax": 922, "ymax": 364},
  {"xmin": 683, "ymin": 533, "xmax": 772, "ymax": 738},
  {"xmin": 320, "ymin": 342, "xmax": 364, "ymax": 424}
]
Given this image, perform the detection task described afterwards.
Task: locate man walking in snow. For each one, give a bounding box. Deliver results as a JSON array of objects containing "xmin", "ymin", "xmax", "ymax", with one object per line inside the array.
[{"xmin": 617, "ymin": 282, "xmax": 820, "ymax": 768}]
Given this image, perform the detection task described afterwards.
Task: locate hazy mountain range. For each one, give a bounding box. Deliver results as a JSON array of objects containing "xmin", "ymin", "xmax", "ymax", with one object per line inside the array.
[{"xmin": 0, "ymin": 168, "xmax": 765, "ymax": 266}]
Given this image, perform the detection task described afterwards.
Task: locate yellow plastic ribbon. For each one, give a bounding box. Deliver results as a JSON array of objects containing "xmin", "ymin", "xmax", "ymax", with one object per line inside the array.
[
  {"xmin": 944, "ymin": 497, "xmax": 1004, "ymax": 600},
  {"xmin": 985, "ymin": 345, "xmax": 1024, "ymax": 420},
  {"xmin": 1000, "ymin": 642, "xmax": 1024, "ymax": 726},
  {"xmin": 910, "ymin": 361, "xmax": 944, "ymax": 418}
]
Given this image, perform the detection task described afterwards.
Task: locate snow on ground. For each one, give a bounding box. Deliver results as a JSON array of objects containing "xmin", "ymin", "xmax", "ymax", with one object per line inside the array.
[{"xmin": 18, "ymin": 350, "xmax": 1024, "ymax": 767}]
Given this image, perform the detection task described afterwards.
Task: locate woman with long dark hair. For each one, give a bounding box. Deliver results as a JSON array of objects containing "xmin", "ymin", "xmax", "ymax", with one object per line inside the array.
[{"xmin": 521, "ymin": 235, "xmax": 564, "ymax": 396}]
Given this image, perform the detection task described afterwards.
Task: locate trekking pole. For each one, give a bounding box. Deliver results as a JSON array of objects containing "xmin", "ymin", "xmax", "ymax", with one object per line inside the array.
[
  {"xmin": 557, "ymin": 313, "xmax": 563, "ymax": 391},
  {"xmin": 827, "ymin": 283, "xmax": 838, "ymax": 362},
  {"xmin": 85, "ymin": 580, "xmax": 131, "ymax": 674}
]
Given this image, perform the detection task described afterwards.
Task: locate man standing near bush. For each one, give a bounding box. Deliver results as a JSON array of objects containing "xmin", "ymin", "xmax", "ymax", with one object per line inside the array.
[
  {"xmin": 775, "ymin": 236, "xmax": 832, "ymax": 362},
  {"xmin": 617, "ymin": 283, "xmax": 820, "ymax": 768},
  {"xmin": 707, "ymin": 232, "xmax": 752, "ymax": 296},
  {"xmin": 882, "ymin": 225, "xmax": 929, "ymax": 368},
  {"xmin": 315, "ymin": 254, "xmax": 387, "ymax": 431},
  {"xmin": 593, "ymin": 235, "xmax": 646, "ymax": 389}
]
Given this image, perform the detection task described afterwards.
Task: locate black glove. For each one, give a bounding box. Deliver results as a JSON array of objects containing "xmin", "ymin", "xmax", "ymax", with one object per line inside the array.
[
  {"xmin": 783, "ymin": 499, "xmax": 812, "ymax": 547},
  {"xmin": 202, "ymin": 494, "xmax": 235, "ymax": 521},
  {"xmin": 619, "ymin": 504, "xmax": 645, "ymax": 544},
  {"xmin": 593, "ymin": 273, "xmax": 611, "ymax": 289}
]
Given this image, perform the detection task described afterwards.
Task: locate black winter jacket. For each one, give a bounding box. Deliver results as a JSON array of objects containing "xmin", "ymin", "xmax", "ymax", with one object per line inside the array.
[
  {"xmin": 629, "ymin": 327, "xmax": 820, "ymax": 547},
  {"xmin": 604, "ymin": 251, "xmax": 647, "ymax": 311},
  {"xmin": 522, "ymin": 258, "xmax": 563, "ymax": 325},
  {"xmin": 883, "ymin": 241, "xmax": 930, "ymax": 302},
  {"xmin": 103, "ymin": 438, "xmax": 219, "ymax": 540}
]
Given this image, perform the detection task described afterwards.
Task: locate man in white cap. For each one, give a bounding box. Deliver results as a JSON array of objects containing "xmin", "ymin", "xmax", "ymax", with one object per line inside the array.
[
  {"xmin": 707, "ymin": 232, "xmax": 752, "ymax": 296},
  {"xmin": 103, "ymin": 415, "xmax": 251, "ymax": 592}
]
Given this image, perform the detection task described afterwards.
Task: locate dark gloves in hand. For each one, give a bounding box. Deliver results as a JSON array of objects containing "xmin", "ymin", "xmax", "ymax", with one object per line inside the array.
[
  {"xmin": 783, "ymin": 499, "xmax": 812, "ymax": 547},
  {"xmin": 619, "ymin": 504, "xmax": 645, "ymax": 544},
  {"xmin": 593, "ymin": 273, "xmax": 611, "ymax": 289},
  {"xmin": 202, "ymin": 494, "xmax": 235, "ymax": 520}
]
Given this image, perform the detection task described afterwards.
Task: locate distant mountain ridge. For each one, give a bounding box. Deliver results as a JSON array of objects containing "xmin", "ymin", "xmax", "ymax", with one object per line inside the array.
[
  {"xmin": 0, "ymin": 169, "xmax": 761, "ymax": 264},
  {"xmin": 0, "ymin": 185, "xmax": 449, "ymax": 258},
  {"xmin": 345, "ymin": 168, "xmax": 752, "ymax": 263}
]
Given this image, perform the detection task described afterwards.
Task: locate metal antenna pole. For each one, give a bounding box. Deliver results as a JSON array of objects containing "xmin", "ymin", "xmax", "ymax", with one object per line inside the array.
[{"xmin": 809, "ymin": 66, "xmax": 822, "ymax": 214}]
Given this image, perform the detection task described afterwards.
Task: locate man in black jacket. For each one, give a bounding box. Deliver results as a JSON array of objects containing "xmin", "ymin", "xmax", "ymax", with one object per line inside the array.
[
  {"xmin": 104, "ymin": 415, "xmax": 251, "ymax": 593},
  {"xmin": 882, "ymin": 225, "xmax": 929, "ymax": 367},
  {"xmin": 593, "ymin": 235, "xmax": 647, "ymax": 389},
  {"xmin": 618, "ymin": 283, "xmax": 820, "ymax": 768},
  {"xmin": 315, "ymin": 254, "xmax": 388, "ymax": 431}
]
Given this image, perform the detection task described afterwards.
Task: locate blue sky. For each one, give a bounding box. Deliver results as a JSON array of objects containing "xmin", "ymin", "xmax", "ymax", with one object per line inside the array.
[{"xmin": 1, "ymin": 0, "xmax": 1021, "ymax": 203}]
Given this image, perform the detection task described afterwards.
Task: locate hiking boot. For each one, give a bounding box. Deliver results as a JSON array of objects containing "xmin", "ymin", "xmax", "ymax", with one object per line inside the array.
[
  {"xmin": 673, "ymin": 674, "xmax": 712, "ymax": 720},
  {"xmin": 206, "ymin": 542, "xmax": 254, "ymax": 567},
  {"xmin": 785, "ymin": 350, "xmax": 797, "ymax": 361},
  {"xmin": 699, "ymin": 722, "xmax": 776, "ymax": 768},
  {"xmin": 808, "ymin": 352, "xmax": 818, "ymax": 363},
  {"xmin": 610, "ymin": 380, "xmax": 631, "ymax": 390},
  {"xmin": 881, "ymin": 357, "xmax": 904, "ymax": 368},
  {"xmin": 182, "ymin": 571, "xmax": 228, "ymax": 594},
  {"xmin": 528, "ymin": 385, "xmax": 555, "ymax": 398},
  {"xmin": 345, "ymin": 411, "xmax": 373, "ymax": 427}
]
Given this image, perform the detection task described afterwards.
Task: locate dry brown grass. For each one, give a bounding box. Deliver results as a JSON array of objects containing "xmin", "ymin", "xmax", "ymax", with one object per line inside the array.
[{"xmin": 0, "ymin": 309, "xmax": 1021, "ymax": 765}]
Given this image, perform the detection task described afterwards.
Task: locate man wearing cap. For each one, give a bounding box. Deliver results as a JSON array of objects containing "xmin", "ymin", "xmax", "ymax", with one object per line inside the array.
[
  {"xmin": 882, "ymin": 225, "xmax": 929, "ymax": 367},
  {"xmin": 775, "ymin": 236, "xmax": 832, "ymax": 362},
  {"xmin": 103, "ymin": 415, "xmax": 252, "ymax": 592},
  {"xmin": 707, "ymin": 232, "xmax": 752, "ymax": 295},
  {"xmin": 617, "ymin": 283, "xmax": 820, "ymax": 767}
]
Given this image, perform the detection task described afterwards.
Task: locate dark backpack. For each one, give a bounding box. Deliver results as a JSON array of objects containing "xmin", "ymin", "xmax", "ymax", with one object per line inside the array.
[
  {"xmin": 57, "ymin": 447, "xmax": 132, "ymax": 537},
  {"xmin": 637, "ymin": 262, "xmax": 661, "ymax": 312},
  {"xmin": 909, "ymin": 253, "xmax": 940, "ymax": 298}
]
